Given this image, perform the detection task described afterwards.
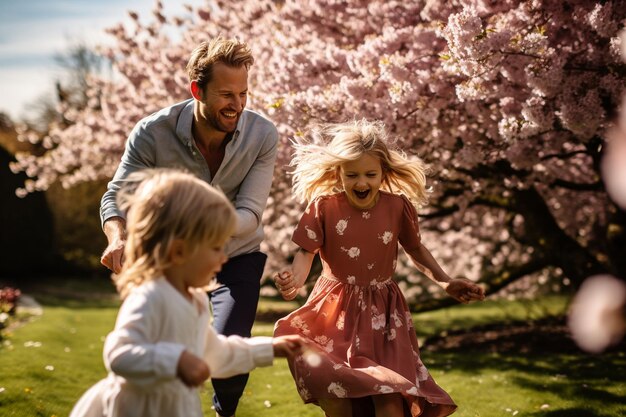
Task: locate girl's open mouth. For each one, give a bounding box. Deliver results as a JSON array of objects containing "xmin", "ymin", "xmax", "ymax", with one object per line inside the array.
[{"xmin": 354, "ymin": 189, "xmax": 370, "ymax": 199}]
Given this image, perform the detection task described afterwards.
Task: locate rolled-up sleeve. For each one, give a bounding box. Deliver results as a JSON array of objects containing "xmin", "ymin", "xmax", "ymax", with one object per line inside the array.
[
  {"xmin": 232, "ymin": 127, "xmax": 278, "ymax": 237},
  {"xmin": 100, "ymin": 124, "xmax": 156, "ymax": 227}
]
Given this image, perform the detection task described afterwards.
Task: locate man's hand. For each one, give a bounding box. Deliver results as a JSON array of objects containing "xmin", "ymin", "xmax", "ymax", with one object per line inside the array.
[
  {"xmin": 101, "ymin": 239, "xmax": 126, "ymax": 273},
  {"xmin": 177, "ymin": 350, "xmax": 210, "ymax": 387},
  {"xmin": 101, "ymin": 217, "xmax": 126, "ymax": 273},
  {"xmin": 445, "ymin": 278, "xmax": 485, "ymax": 304}
]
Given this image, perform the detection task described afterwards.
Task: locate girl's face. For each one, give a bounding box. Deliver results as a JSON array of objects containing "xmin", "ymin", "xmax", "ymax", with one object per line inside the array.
[
  {"xmin": 184, "ymin": 237, "xmax": 229, "ymax": 288},
  {"xmin": 338, "ymin": 152, "xmax": 383, "ymax": 210}
]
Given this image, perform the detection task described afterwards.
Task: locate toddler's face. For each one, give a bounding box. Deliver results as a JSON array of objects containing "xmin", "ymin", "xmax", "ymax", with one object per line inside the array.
[
  {"xmin": 338, "ymin": 152, "xmax": 383, "ymax": 210},
  {"xmin": 185, "ymin": 238, "xmax": 229, "ymax": 288}
]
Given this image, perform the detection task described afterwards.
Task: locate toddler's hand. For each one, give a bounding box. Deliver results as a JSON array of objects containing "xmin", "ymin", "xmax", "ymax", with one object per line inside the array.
[
  {"xmin": 274, "ymin": 270, "xmax": 299, "ymax": 301},
  {"xmin": 446, "ymin": 278, "xmax": 485, "ymax": 304},
  {"xmin": 272, "ymin": 335, "xmax": 308, "ymax": 359},
  {"xmin": 177, "ymin": 350, "xmax": 210, "ymax": 387}
]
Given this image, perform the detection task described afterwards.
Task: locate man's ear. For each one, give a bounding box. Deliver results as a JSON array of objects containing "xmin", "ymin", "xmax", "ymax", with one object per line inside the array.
[
  {"xmin": 169, "ymin": 239, "xmax": 188, "ymax": 265},
  {"xmin": 190, "ymin": 81, "xmax": 203, "ymax": 101}
]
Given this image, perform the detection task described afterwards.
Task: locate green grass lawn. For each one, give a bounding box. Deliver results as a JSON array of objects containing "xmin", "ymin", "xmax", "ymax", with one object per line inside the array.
[{"xmin": 0, "ymin": 278, "xmax": 624, "ymax": 417}]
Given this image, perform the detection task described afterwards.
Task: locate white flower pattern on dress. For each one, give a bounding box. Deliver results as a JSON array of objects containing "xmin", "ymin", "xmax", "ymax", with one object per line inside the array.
[
  {"xmin": 341, "ymin": 246, "xmax": 360, "ymax": 258},
  {"xmin": 371, "ymin": 305, "xmax": 386, "ymax": 330},
  {"xmin": 367, "ymin": 263, "xmax": 374, "ymax": 270},
  {"xmin": 290, "ymin": 316, "xmax": 310, "ymax": 335},
  {"xmin": 328, "ymin": 382, "xmax": 347, "ymax": 398},
  {"xmin": 325, "ymin": 293, "xmax": 339, "ymax": 305},
  {"xmin": 297, "ymin": 377, "xmax": 311, "ymax": 400},
  {"xmin": 362, "ymin": 211, "xmax": 370, "ymax": 219},
  {"xmin": 314, "ymin": 335, "xmax": 334, "ymax": 353},
  {"xmin": 405, "ymin": 312, "xmax": 414, "ymax": 327},
  {"xmin": 335, "ymin": 219, "xmax": 348, "ymax": 235},
  {"xmin": 336, "ymin": 311, "xmax": 345, "ymax": 330},
  {"xmin": 406, "ymin": 387, "xmax": 418, "ymax": 395},
  {"xmin": 416, "ymin": 357, "xmax": 429, "ymax": 381},
  {"xmin": 375, "ymin": 385, "xmax": 395, "ymax": 394},
  {"xmin": 391, "ymin": 309, "xmax": 403, "ymax": 328},
  {"xmin": 304, "ymin": 226, "xmax": 317, "ymax": 241},
  {"xmin": 347, "ymin": 275, "xmax": 356, "ymax": 284},
  {"xmin": 378, "ymin": 231, "xmax": 393, "ymax": 245}
]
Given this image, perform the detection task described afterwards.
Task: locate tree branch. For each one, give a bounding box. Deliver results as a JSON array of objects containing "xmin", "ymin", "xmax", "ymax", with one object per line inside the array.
[{"xmin": 548, "ymin": 178, "xmax": 603, "ymax": 191}]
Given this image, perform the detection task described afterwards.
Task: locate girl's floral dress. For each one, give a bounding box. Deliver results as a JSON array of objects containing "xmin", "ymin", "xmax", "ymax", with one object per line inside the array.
[{"xmin": 274, "ymin": 191, "xmax": 457, "ymax": 417}]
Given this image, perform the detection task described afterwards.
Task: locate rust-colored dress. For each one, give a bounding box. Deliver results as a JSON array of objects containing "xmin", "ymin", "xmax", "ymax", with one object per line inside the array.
[{"xmin": 274, "ymin": 191, "xmax": 457, "ymax": 417}]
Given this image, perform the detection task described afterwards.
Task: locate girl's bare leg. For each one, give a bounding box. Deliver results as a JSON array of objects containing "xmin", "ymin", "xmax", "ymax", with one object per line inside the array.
[
  {"xmin": 373, "ymin": 393, "xmax": 405, "ymax": 417},
  {"xmin": 318, "ymin": 398, "xmax": 352, "ymax": 417}
]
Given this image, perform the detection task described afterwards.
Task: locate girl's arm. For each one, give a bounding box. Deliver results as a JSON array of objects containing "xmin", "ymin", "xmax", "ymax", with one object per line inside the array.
[
  {"xmin": 405, "ymin": 243, "xmax": 484, "ymax": 303},
  {"xmin": 274, "ymin": 248, "xmax": 316, "ymax": 300}
]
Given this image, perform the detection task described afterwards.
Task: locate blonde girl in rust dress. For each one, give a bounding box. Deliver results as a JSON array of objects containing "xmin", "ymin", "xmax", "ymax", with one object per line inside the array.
[{"xmin": 273, "ymin": 120, "xmax": 484, "ymax": 417}]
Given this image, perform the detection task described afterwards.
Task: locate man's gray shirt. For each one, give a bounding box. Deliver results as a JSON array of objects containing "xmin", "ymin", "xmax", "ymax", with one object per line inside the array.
[{"xmin": 100, "ymin": 99, "xmax": 279, "ymax": 257}]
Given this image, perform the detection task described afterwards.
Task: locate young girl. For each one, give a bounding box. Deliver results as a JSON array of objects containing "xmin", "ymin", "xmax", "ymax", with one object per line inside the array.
[
  {"xmin": 273, "ymin": 120, "xmax": 484, "ymax": 417},
  {"xmin": 70, "ymin": 169, "xmax": 303, "ymax": 417}
]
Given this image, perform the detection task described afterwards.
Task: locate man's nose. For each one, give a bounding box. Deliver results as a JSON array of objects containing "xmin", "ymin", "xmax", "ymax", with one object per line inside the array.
[{"xmin": 232, "ymin": 96, "xmax": 244, "ymax": 111}]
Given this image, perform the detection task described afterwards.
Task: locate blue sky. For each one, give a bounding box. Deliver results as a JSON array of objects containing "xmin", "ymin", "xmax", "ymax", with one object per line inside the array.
[{"xmin": 0, "ymin": 0, "xmax": 199, "ymax": 121}]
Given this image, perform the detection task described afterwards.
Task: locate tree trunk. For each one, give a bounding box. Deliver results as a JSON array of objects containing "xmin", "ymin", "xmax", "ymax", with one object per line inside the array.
[{"xmin": 512, "ymin": 187, "xmax": 606, "ymax": 287}]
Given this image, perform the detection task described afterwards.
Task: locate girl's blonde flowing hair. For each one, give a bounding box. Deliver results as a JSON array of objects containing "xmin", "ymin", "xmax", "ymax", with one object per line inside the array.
[
  {"xmin": 290, "ymin": 119, "xmax": 430, "ymax": 208},
  {"xmin": 114, "ymin": 169, "xmax": 236, "ymax": 299}
]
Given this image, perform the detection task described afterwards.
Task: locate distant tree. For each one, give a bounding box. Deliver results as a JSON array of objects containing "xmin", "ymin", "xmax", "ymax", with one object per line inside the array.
[
  {"xmin": 18, "ymin": 42, "xmax": 108, "ymax": 133},
  {"xmin": 10, "ymin": 1, "xmax": 626, "ymax": 307}
]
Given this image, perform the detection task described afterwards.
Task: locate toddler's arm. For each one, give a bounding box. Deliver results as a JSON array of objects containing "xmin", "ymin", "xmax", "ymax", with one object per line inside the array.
[
  {"xmin": 405, "ymin": 242, "xmax": 484, "ymax": 303},
  {"xmin": 203, "ymin": 329, "xmax": 306, "ymax": 379},
  {"xmin": 274, "ymin": 248, "xmax": 315, "ymax": 300}
]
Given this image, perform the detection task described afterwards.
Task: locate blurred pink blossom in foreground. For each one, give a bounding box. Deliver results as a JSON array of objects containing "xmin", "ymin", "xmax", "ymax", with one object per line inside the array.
[
  {"xmin": 602, "ymin": 96, "xmax": 626, "ymax": 210},
  {"xmin": 568, "ymin": 275, "xmax": 626, "ymax": 353}
]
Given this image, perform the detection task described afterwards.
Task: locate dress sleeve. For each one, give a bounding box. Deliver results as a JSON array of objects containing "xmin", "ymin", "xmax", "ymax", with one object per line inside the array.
[
  {"xmin": 398, "ymin": 195, "xmax": 421, "ymax": 251},
  {"xmin": 292, "ymin": 197, "xmax": 325, "ymax": 253},
  {"xmin": 203, "ymin": 329, "xmax": 274, "ymax": 378},
  {"xmin": 103, "ymin": 290, "xmax": 185, "ymax": 388}
]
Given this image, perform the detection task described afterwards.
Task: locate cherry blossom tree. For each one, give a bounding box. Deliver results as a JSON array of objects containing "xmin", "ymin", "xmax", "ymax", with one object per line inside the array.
[{"xmin": 11, "ymin": 0, "xmax": 626, "ymax": 307}]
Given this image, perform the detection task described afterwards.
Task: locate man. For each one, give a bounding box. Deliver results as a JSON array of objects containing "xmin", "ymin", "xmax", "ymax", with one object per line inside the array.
[{"xmin": 100, "ymin": 37, "xmax": 278, "ymax": 417}]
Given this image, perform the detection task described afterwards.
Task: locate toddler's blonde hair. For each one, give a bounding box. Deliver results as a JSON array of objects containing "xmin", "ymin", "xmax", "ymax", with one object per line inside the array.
[
  {"xmin": 290, "ymin": 119, "xmax": 429, "ymax": 207},
  {"xmin": 114, "ymin": 169, "xmax": 236, "ymax": 299}
]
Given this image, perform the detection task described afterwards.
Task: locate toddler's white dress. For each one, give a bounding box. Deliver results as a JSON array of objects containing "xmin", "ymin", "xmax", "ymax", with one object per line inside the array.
[{"xmin": 70, "ymin": 277, "xmax": 273, "ymax": 417}]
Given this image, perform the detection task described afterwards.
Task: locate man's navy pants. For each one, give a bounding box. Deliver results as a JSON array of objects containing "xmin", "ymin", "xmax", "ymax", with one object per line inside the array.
[{"xmin": 208, "ymin": 251, "xmax": 266, "ymax": 417}]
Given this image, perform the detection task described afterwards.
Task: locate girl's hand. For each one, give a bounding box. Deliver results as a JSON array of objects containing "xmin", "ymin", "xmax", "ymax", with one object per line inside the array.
[
  {"xmin": 274, "ymin": 270, "xmax": 299, "ymax": 301},
  {"xmin": 177, "ymin": 350, "xmax": 210, "ymax": 387},
  {"xmin": 272, "ymin": 335, "xmax": 308, "ymax": 359},
  {"xmin": 446, "ymin": 278, "xmax": 485, "ymax": 304}
]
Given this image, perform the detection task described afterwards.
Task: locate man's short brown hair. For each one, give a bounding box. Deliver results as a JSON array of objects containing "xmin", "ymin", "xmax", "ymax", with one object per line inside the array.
[{"xmin": 186, "ymin": 36, "xmax": 254, "ymax": 89}]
